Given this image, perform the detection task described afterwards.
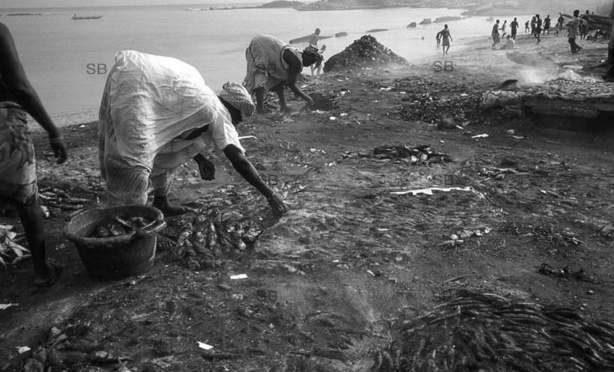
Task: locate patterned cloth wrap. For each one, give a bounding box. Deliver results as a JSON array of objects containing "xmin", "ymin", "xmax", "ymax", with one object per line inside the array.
[
  {"xmin": 243, "ymin": 34, "xmax": 302, "ymax": 93},
  {"xmin": 99, "ymin": 50, "xmax": 245, "ymax": 206},
  {"xmin": 0, "ymin": 102, "xmax": 38, "ymax": 204}
]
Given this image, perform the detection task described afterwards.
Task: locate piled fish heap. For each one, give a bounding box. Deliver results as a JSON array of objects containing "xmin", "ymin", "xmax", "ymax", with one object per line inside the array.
[
  {"xmin": 323, "ymin": 35, "xmax": 408, "ymax": 73},
  {"xmin": 90, "ymin": 216, "xmax": 153, "ymax": 238},
  {"xmin": 373, "ymin": 289, "xmax": 614, "ymax": 372},
  {"xmin": 170, "ymin": 208, "xmax": 262, "ymax": 270},
  {"xmin": 370, "ymin": 144, "xmax": 453, "ymax": 164}
]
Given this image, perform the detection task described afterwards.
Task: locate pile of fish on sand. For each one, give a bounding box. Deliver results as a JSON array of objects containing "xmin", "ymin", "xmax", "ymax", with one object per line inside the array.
[
  {"xmin": 164, "ymin": 207, "xmax": 262, "ymax": 270},
  {"xmin": 373, "ymin": 289, "xmax": 614, "ymax": 372},
  {"xmin": 323, "ymin": 35, "xmax": 408, "ymax": 73}
]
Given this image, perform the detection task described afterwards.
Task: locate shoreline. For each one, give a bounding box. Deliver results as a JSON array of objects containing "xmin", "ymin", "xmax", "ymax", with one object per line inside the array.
[{"xmin": 39, "ymin": 25, "xmax": 610, "ymax": 131}]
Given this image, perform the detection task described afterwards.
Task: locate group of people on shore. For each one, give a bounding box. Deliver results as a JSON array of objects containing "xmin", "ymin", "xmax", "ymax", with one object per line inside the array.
[
  {"xmin": 490, "ymin": 9, "xmax": 588, "ymax": 54},
  {"xmin": 1, "ymin": 22, "xmax": 322, "ymax": 287}
]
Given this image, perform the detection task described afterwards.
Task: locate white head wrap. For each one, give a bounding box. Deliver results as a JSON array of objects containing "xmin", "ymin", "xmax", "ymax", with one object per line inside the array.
[{"xmin": 218, "ymin": 82, "xmax": 255, "ymax": 121}]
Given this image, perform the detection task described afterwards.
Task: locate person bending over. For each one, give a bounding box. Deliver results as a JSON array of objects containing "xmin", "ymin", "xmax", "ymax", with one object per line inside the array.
[
  {"xmin": 243, "ymin": 34, "xmax": 319, "ymax": 114},
  {"xmin": 99, "ymin": 50, "xmax": 288, "ymax": 217}
]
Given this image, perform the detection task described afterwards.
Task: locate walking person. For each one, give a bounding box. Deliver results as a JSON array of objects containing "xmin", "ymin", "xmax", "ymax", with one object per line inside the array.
[
  {"xmin": 491, "ymin": 19, "xmax": 501, "ymax": 49},
  {"xmin": 544, "ymin": 15, "xmax": 551, "ymax": 34},
  {"xmin": 568, "ymin": 9, "xmax": 583, "ymax": 54},
  {"xmin": 534, "ymin": 14, "xmax": 542, "ymax": 42},
  {"xmin": 437, "ymin": 24, "xmax": 452, "ymax": 55},
  {"xmin": 0, "ymin": 22, "xmax": 68, "ymax": 287},
  {"xmin": 510, "ymin": 17, "xmax": 519, "ymax": 39}
]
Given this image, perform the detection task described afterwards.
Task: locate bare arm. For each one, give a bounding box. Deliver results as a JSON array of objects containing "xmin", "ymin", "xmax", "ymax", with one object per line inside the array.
[
  {"xmin": 223, "ymin": 145, "xmax": 288, "ymax": 217},
  {"xmin": 283, "ymin": 49, "xmax": 313, "ymax": 104},
  {"xmin": 0, "ymin": 23, "xmax": 67, "ymax": 163}
]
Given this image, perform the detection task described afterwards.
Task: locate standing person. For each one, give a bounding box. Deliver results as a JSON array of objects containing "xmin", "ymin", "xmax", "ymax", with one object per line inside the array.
[
  {"xmin": 99, "ymin": 50, "xmax": 288, "ymax": 217},
  {"xmin": 534, "ymin": 14, "xmax": 542, "ymax": 42},
  {"xmin": 0, "ymin": 23, "xmax": 68, "ymax": 287},
  {"xmin": 530, "ymin": 16, "xmax": 536, "ymax": 36},
  {"xmin": 568, "ymin": 9, "xmax": 583, "ymax": 54},
  {"xmin": 308, "ymin": 28, "xmax": 321, "ymax": 47},
  {"xmin": 438, "ymin": 24, "xmax": 452, "ymax": 55},
  {"xmin": 510, "ymin": 17, "xmax": 519, "ymax": 39},
  {"xmin": 501, "ymin": 20, "xmax": 507, "ymax": 38},
  {"xmin": 544, "ymin": 15, "xmax": 551, "ymax": 34},
  {"xmin": 311, "ymin": 45, "xmax": 326, "ymax": 76},
  {"xmin": 525, "ymin": 20, "xmax": 530, "ymax": 33},
  {"xmin": 244, "ymin": 34, "xmax": 318, "ymax": 114},
  {"xmin": 491, "ymin": 19, "xmax": 501, "ymax": 49}
]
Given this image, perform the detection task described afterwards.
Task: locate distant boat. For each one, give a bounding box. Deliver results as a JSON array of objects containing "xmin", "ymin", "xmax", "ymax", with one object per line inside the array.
[{"xmin": 72, "ymin": 14, "xmax": 102, "ymax": 20}]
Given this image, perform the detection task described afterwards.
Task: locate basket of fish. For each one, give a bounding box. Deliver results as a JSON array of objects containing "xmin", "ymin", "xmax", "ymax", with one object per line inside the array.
[{"xmin": 64, "ymin": 205, "xmax": 166, "ymax": 280}]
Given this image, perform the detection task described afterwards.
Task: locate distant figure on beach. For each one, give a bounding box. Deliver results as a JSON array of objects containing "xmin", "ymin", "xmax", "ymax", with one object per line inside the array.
[
  {"xmin": 510, "ymin": 17, "xmax": 519, "ymax": 39},
  {"xmin": 437, "ymin": 24, "xmax": 452, "ymax": 55},
  {"xmin": 534, "ymin": 14, "xmax": 542, "ymax": 42},
  {"xmin": 308, "ymin": 28, "xmax": 321, "ymax": 47},
  {"xmin": 311, "ymin": 44, "xmax": 326, "ymax": 76},
  {"xmin": 543, "ymin": 15, "xmax": 551, "ymax": 34},
  {"xmin": 98, "ymin": 50, "xmax": 288, "ymax": 217},
  {"xmin": 567, "ymin": 9, "xmax": 583, "ymax": 54},
  {"xmin": 244, "ymin": 34, "xmax": 319, "ymax": 114},
  {"xmin": 501, "ymin": 20, "xmax": 507, "ymax": 38},
  {"xmin": 501, "ymin": 35, "xmax": 516, "ymax": 50},
  {"xmin": 491, "ymin": 19, "xmax": 500, "ymax": 49},
  {"xmin": 530, "ymin": 16, "xmax": 536, "ymax": 35},
  {"xmin": 0, "ymin": 22, "xmax": 68, "ymax": 287},
  {"xmin": 525, "ymin": 20, "xmax": 530, "ymax": 33}
]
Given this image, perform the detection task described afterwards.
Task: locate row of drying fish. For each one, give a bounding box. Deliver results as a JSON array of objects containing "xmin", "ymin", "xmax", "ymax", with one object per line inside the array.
[{"xmin": 374, "ymin": 289, "xmax": 614, "ymax": 372}]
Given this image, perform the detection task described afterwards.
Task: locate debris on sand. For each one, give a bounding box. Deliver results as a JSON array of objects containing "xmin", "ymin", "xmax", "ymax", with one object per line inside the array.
[
  {"xmin": 374, "ymin": 289, "xmax": 614, "ymax": 371},
  {"xmin": 323, "ymin": 35, "xmax": 408, "ymax": 73},
  {"xmin": 368, "ymin": 144, "xmax": 453, "ymax": 164}
]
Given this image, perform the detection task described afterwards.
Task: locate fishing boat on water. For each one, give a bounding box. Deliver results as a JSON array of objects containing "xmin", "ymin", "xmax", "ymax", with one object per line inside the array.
[{"xmin": 72, "ymin": 14, "xmax": 103, "ymax": 20}]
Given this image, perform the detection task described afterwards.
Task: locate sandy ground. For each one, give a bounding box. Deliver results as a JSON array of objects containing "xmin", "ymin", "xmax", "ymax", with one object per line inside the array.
[{"xmin": 1, "ymin": 30, "xmax": 614, "ymax": 371}]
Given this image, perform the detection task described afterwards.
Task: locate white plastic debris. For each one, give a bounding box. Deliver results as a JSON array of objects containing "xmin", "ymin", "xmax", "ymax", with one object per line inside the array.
[
  {"xmin": 391, "ymin": 186, "xmax": 474, "ymax": 196},
  {"xmin": 472, "ymin": 134, "xmax": 489, "ymax": 139},
  {"xmin": 0, "ymin": 303, "xmax": 17, "ymax": 310},
  {"xmin": 17, "ymin": 346, "xmax": 30, "ymax": 354},
  {"xmin": 229, "ymin": 274, "xmax": 248, "ymax": 280},
  {"xmin": 197, "ymin": 341, "xmax": 214, "ymax": 350}
]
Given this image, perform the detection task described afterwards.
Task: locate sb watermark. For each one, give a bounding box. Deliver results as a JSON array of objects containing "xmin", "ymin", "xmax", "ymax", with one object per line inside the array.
[
  {"xmin": 86, "ymin": 63, "xmax": 108, "ymax": 75},
  {"xmin": 432, "ymin": 60, "xmax": 454, "ymax": 73}
]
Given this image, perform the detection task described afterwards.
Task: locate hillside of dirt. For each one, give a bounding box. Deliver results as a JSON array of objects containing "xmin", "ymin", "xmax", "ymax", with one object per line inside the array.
[{"xmin": 1, "ymin": 31, "xmax": 614, "ymax": 372}]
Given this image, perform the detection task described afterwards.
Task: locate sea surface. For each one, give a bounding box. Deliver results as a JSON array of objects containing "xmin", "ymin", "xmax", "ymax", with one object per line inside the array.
[{"xmin": 1, "ymin": 4, "xmax": 528, "ymax": 126}]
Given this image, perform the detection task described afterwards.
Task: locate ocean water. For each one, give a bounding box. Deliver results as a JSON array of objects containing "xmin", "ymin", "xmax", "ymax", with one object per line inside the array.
[{"xmin": 1, "ymin": 4, "xmax": 523, "ymax": 126}]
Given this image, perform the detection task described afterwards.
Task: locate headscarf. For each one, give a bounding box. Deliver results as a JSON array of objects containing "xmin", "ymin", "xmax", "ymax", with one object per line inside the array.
[{"xmin": 218, "ymin": 81, "xmax": 255, "ymax": 120}]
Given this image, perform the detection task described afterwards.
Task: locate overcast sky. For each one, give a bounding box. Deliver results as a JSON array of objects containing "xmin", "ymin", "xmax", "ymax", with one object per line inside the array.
[{"xmin": 1, "ymin": 0, "xmax": 269, "ymax": 9}]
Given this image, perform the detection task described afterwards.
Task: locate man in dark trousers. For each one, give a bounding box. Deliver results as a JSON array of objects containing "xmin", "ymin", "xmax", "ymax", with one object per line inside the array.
[
  {"xmin": 510, "ymin": 17, "xmax": 519, "ymax": 39},
  {"xmin": 0, "ymin": 22, "xmax": 68, "ymax": 287}
]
